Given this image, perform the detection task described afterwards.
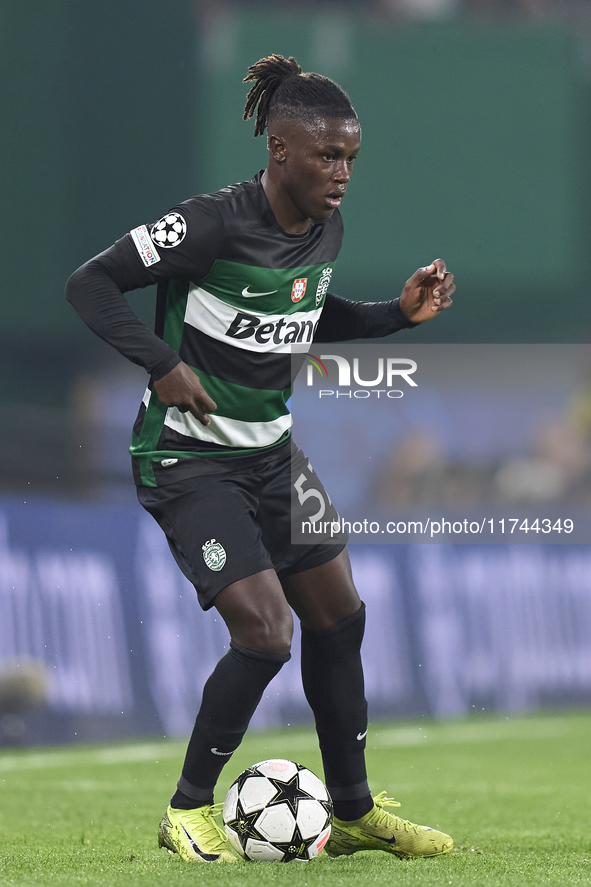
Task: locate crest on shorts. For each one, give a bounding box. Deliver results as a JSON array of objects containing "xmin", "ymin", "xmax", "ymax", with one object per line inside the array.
[
  {"xmin": 202, "ymin": 539, "xmax": 227, "ymax": 572},
  {"xmin": 291, "ymin": 278, "xmax": 307, "ymax": 303}
]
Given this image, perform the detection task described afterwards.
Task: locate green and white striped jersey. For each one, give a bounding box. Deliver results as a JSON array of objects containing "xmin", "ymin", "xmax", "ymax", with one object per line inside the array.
[{"xmin": 124, "ymin": 173, "xmax": 343, "ymax": 486}]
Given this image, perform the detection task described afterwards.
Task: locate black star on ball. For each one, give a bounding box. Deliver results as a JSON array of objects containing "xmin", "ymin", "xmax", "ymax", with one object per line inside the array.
[
  {"xmin": 226, "ymin": 807, "xmax": 265, "ymax": 850},
  {"xmin": 273, "ymin": 824, "xmax": 314, "ymax": 862},
  {"xmin": 266, "ymin": 773, "xmax": 315, "ymax": 815}
]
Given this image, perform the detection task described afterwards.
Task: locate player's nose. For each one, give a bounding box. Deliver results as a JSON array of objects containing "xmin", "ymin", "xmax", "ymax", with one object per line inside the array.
[{"xmin": 333, "ymin": 160, "xmax": 351, "ymax": 184}]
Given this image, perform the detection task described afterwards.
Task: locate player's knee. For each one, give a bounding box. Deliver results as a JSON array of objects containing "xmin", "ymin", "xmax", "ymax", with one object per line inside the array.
[{"xmin": 236, "ymin": 608, "xmax": 294, "ymax": 657}]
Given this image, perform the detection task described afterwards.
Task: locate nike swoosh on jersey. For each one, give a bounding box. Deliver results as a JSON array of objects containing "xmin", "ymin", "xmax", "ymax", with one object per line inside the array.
[
  {"xmin": 241, "ymin": 286, "xmax": 278, "ymax": 298},
  {"xmin": 357, "ymin": 730, "xmax": 368, "ymax": 741},
  {"xmin": 211, "ymin": 747, "xmax": 235, "ymax": 756}
]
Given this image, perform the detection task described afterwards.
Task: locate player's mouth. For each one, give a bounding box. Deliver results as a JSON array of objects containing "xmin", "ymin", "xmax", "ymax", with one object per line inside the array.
[{"xmin": 326, "ymin": 190, "xmax": 345, "ymax": 209}]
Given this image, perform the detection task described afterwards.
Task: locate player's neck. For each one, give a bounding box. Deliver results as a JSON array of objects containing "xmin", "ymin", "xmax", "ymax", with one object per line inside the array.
[{"xmin": 261, "ymin": 169, "xmax": 311, "ymax": 235}]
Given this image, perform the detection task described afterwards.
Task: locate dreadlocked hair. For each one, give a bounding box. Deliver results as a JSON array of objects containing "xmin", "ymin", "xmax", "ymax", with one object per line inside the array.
[{"xmin": 243, "ymin": 53, "xmax": 357, "ymax": 137}]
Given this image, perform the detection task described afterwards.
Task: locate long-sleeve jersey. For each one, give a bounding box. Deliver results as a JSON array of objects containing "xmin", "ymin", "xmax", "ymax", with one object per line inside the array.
[{"xmin": 67, "ymin": 172, "xmax": 416, "ymax": 487}]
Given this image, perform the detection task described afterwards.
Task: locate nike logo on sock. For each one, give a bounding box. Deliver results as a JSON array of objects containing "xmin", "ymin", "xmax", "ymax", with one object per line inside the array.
[
  {"xmin": 210, "ymin": 747, "xmax": 235, "ymax": 756},
  {"xmin": 357, "ymin": 730, "xmax": 368, "ymax": 741}
]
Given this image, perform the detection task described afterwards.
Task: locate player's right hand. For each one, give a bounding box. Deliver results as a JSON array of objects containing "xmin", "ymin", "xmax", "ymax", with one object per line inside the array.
[{"xmin": 153, "ymin": 361, "xmax": 217, "ymax": 426}]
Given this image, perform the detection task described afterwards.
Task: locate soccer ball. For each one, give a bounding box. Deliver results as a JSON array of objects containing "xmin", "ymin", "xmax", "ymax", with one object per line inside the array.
[
  {"xmin": 223, "ymin": 759, "xmax": 332, "ymax": 862},
  {"xmin": 151, "ymin": 212, "xmax": 186, "ymax": 249}
]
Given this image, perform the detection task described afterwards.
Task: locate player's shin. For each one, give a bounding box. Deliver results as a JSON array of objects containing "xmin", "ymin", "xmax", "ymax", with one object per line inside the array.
[
  {"xmin": 300, "ymin": 603, "xmax": 373, "ymax": 821},
  {"xmin": 171, "ymin": 642, "xmax": 290, "ymax": 808}
]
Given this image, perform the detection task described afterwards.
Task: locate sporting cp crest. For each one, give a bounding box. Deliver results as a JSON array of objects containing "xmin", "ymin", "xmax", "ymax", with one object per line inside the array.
[
  {"xmin": 202, "ymin": 539, "xmax": 227, "ymax": 572},
  {"xmin": 291, "ymin": 277, "xmax": 308, "ymax": 303},
  {"xmin": 315, "ymin": 267, "xmax": 333, "ymax": 307}
]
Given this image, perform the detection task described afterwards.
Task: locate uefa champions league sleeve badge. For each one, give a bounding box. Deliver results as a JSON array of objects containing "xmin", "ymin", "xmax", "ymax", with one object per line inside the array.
[
  {"xmin": 151, "ymin": 212, "xmax": 187, "ymax": 249},
  {"xmin": 202, "ymin": 539, "xmax": 227, "ymax": 571}
]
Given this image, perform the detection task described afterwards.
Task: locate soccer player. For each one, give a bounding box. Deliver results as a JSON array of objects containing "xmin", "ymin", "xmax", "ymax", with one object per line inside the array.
[{"xmin": 66, "ymin": 54, "xmax": 455, "ymax": 863}]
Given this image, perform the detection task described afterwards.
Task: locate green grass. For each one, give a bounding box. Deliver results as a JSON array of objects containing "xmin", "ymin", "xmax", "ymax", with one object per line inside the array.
[{"xmin": 1, "ymin": 712, "xmax": 591, "ymax": 886}]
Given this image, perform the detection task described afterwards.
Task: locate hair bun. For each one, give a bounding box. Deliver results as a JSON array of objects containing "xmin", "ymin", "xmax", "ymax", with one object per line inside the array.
[
  {"xmin": 243, "ymin": 54, "xmax": 302, "ymax": 136},
  {"xmin": 243, "ymin": 53, "xmax": 356, "ymax": 138}
]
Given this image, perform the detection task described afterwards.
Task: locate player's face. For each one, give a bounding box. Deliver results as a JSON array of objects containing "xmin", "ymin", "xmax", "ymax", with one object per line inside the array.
[{"xmin": 275, "ymin": 117, "xmax": 361, "ymax": 227}]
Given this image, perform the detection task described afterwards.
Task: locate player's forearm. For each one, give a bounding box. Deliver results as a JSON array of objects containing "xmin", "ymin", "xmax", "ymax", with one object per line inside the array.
[
  {"xmin": 314, "ymin": 293, "xmax": 418, "ymax": 342},
  {"xmin": 66, "ymin": 260, "xmax": 181, "ymax": 380}
]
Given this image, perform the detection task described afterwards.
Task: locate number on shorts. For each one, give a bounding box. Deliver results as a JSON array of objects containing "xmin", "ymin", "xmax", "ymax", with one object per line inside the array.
[{"xmin": 294, "ymin": 466, "xmax": 326, "ymax": 523}]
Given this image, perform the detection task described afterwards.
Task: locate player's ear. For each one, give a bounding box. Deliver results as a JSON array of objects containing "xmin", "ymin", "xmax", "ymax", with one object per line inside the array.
[{"xmin": 268, "ymin": 134, "xmax": 287, "ymax": 164}]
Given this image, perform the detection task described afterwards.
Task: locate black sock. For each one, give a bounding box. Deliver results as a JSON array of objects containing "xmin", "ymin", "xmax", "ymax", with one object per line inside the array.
[
  {"xmin": 332, "ymin": 795, "xmax": 374, "ymax": 821},
  {"xmin": 172, "ymin": 641, "xmax": 289, "ymax": 807},
  {"xmin": 300, "ymin": 603, "xmax": 373, "ymax": 820},
  {"xmin": 170, "ymin": 787, "xmax": 210, "ymax": 810}
]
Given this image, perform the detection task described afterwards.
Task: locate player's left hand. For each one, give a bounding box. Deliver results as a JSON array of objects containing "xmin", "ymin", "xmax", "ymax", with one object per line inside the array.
[{"xmin": 399, "ymin": 259, "xmax": 454, "ymax": 324}]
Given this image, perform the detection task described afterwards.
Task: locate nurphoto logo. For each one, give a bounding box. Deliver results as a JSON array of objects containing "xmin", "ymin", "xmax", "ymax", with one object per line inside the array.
[{"xmin": 304, "ymin": 353, "xmax": 418, "ymax": 399}]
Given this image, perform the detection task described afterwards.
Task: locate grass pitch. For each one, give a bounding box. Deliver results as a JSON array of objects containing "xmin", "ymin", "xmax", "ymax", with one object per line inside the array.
[{"xmin": 1, "ymin": 711, "xmax": 590, "ymax": 886}]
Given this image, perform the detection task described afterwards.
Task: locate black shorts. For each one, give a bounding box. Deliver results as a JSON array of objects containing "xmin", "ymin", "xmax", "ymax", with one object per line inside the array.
[{"xmin": 137, "ymin": 442, "xmax": 346, "ymax": 610}]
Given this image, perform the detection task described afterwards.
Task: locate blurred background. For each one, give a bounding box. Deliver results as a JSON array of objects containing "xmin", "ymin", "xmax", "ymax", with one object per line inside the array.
[{"xmin": 1, "ymin": 0, "xmax": 591, "ymax": 745}]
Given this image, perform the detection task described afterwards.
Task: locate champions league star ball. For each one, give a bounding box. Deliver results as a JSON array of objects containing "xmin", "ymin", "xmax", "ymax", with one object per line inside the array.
[
  {"xmin": 151, "ymin": 212, "xmax": 187, "ymax": 248},
  {"xmin": 223, "ymin": 759, "xmax": 332, "ymax": 862}
]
